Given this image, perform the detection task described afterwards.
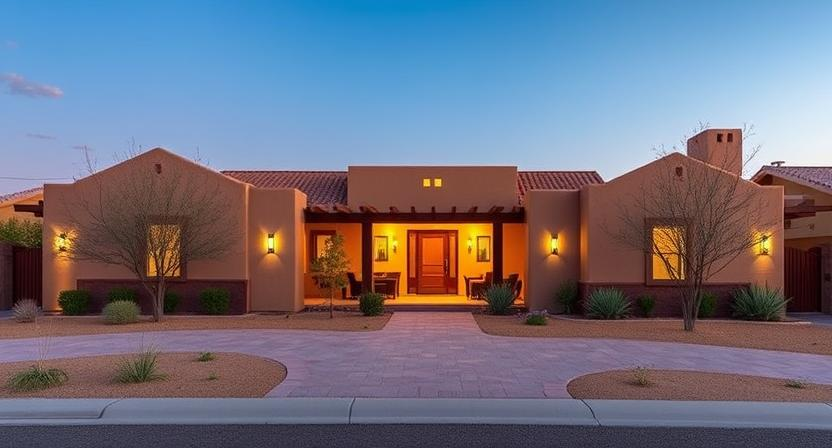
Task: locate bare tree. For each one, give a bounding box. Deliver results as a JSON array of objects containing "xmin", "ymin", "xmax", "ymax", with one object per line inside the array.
[
  {"xmin": 66, "ymin": 154, "xmax": 238, "ymax": 321},
  {"xmin": 612, "ymin": 126, "xmax": 776, "ymax": 331}
]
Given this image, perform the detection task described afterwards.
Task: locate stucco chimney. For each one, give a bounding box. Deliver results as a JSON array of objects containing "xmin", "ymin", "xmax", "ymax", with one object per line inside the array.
[{"xmin": 686, "ymin": 128, "xmax": 742, "ymax": 175}]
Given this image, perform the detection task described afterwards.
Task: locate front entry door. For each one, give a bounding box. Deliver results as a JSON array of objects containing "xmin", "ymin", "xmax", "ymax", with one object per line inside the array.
[{"xmin": 410, "ymin": 230, "xmax": 458, "ymax": 294}]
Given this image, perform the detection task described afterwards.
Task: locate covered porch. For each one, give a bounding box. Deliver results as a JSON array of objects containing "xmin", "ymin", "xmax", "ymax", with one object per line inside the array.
[{"xmin": 303, "ymin": 206, "xmax": 526, "ymax": 307}]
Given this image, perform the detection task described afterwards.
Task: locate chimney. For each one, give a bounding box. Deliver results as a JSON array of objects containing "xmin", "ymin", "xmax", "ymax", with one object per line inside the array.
[{"xmin": 686, "ymin": 128, "xmax": 742, "ymax": 175}]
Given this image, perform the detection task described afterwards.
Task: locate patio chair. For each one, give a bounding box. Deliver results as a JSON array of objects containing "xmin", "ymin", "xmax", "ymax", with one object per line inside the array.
[
  {"xmin": 470, "ymin": 272, "xmax": 493, "ymax": 300},
  {"xmin": 513, "ymin": 279, "xmax": 523, "ymax": 301},
  {"xmin": 347, "ymin": 272, "xmax": 363, "ymax": 299}
]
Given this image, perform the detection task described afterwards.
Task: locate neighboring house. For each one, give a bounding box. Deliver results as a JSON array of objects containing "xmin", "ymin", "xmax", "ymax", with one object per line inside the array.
[
  {"xmin": 0, "ymin": 187, "xmax": 43, "ymax": 222},
  {"xmin": 752, "ymin": 166, "xmax": 832, "ymax": 312},
  {"xmin": 28, "ymin": 128, "xmax": 784, "ymax": 315}
]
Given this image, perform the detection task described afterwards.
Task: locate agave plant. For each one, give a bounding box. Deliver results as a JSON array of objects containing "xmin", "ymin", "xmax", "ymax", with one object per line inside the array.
[
  {"xmin": 484, "ymin": 283, "xmax": 516, "ymax": 315},
  {"xmin": 585, "ymin": 288, "xmax": 631, "ymax": 319},
  {"xmin": 732, "ymin": 285, "xmax": 789, "ymax": 321}
]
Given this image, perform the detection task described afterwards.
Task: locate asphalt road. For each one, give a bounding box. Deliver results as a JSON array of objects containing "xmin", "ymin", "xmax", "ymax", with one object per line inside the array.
[{"xmin": 1, "ymin": 425, "xmax": 830, "ymax": 448}]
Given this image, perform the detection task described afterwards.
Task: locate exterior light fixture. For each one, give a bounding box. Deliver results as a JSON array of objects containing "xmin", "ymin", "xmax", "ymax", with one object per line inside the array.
[
  {"xmin": 759, "ymin": 234, "xmax": 770, "ymax": 255},
  {"xmin": 392, "ymin": 238, "xmax": 398, "ymax": 253},
  {"xmin": 267, "ymin": 233, "xmax": 276, "ymax": 254},
  {"xmin": 467, "ymin": 237, "xmax": 473, "ymax": 254},
  {"xmin": 57, "ymin": 233, "xmax": 68, "ymax": 252},
  {"xmin": 550, "ymin": 233, "xmax": 559, "ymax": 255}
]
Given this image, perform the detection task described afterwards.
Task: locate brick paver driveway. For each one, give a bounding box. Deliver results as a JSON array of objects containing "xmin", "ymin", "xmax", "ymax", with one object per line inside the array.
[{"xmin": 3, "ymin": 312, "xmax": 832, "ymax": 398}]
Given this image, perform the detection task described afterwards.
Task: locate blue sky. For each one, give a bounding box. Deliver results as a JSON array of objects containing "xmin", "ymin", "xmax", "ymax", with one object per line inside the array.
[{"xmin": 1, "ymin": 0, "xmax": 831, "ymax": 194}]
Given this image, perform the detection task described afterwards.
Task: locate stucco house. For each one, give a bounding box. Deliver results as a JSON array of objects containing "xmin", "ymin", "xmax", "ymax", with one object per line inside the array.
[{"xmin": 23, "ymin": 128, "xmax": 783, "ymax": 315}]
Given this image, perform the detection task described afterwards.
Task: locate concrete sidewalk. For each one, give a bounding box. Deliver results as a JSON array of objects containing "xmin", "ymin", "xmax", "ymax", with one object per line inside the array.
[{"xmin": 2, "ymin": 398, "xmax": 832, "ymax": 429}]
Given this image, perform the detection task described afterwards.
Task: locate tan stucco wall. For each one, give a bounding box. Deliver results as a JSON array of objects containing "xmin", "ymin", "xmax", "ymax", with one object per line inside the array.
[
  {"xmin": 764, "ymin": 177, "xmax": 832, "ymax": 245},
  {"xmin": 347, "ymin": 166, "xmax": 519, "ymax": 211},
  {"xmin": 42, "ymin": 149, "xmax": 250, "ymax": 311},
  {"xmin": 248, "ymin": 188, "xmax": 306, "ymax": 312},
  {"xmin": 525, "ymin": 190, "xmax": 581, "ymax": 311},
  {"xmin": 303, "ymin": 223, "xmax": 362, "ymax": 297},
  {"xmin": 579, "ymin": 153, "xmax": 783, "ymax": 290}
]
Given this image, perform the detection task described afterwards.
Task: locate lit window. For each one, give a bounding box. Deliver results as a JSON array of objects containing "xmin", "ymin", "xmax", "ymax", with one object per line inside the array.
[
  {"xmin": 147, "ymin": 224, "xmax": 182, "ymax": 277},
  {"xmin": 651, "ymin": 225, "xmax": 684, "ymax": 280},
  {"xmin": 422, "ymin": 178, "xmax": 431, "ymax": 187},
  {"xmin": 433, "ymin": 178, "xmax": 442, "ymax": 187}
]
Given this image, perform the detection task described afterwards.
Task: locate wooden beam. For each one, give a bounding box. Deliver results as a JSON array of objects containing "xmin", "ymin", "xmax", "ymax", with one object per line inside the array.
[
  {"xmin": 467, "ymin": 206, "xmax": 478, "ymax": 213},
  {"xmin": 410, "ymin": 206, "xmax": 417, "ymax": 214},
  {"xmin": 13, "ymin": 201, "xmax": 43, "ymax": 218},
  {"xmin": 431, "ymin": 206, "xmax": 436, "ymax": 214},
  {"xmin": 310, "ymin": 205, "xmax": 327, "ymax": 213},
  {"xmin": 511, "ymin": 206, "xmax": 520, "ymax": 213},
  {"xmin": 488, "ymin": 206, "xmax": 504, "ymax": 214},
  {"xmin": 389, "ymin": 206, "xmax": 399, "ymax": 213},
  {"xmin": 333, "ymin": 204, "xmax": 352, "ymax": 214},
  {"xmin": 359, "ymin": 205, "xmax": 373, "ymax": 213},
  {"xmin": 304, "ymin": 210, "xmax": 525, "ymax": 224},
  {"xmin": 451, "ymin": 206, "xmax": 456, "ymax": 214}
]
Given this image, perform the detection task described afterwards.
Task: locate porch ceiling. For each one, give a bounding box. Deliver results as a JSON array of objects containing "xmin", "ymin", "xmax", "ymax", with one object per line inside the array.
[{"xmin": 304, "ymin": 205, "xmax": 525, "ymax": 223}]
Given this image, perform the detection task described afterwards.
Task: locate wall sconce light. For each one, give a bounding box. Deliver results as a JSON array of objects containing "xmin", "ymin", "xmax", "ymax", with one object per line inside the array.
[
  {"xmin": 267, "ymin": 233, "xmax": 276, "ymax": 254},
  {"xmin": 550, "ymin": 233, "xmax": 559, "ymax": 255},
  {"xmin": 392, "ymin": 238, "xmax": 398, "ymax": 253},
  {"xmin": 467, "ymin": 237, "xmax": 473, "ymax": 254},
  {"xmin": 759, "ymin": 234, "xmax": 770, "ymax": 255},
  {"xmin": 57, "ymin": 233, "xmax": 68, "ymax": 252}
]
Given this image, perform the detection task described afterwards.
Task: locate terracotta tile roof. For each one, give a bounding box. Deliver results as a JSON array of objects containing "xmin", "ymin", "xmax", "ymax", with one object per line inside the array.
[
  {"xmin": 221, "ymin": 171, "xmax": 347, "ymax": 206},
  {"xmin": 222, "ymin": 170, "xmax": 604, "ymax": 207},
  {"xmin": 753, "ymin": 166, "xmax": 832, "ymax": 195},
  {"xmin": 0, "ymin": 187, "xmax": 43, "ymax": 206}
]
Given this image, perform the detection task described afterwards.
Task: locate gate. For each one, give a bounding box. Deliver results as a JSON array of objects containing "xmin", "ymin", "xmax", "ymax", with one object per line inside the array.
[
  {"xmin": 785, "ymin": 246, "xmax": 821, "ymax": 312},
  {"xmin": 12, "ymin": 246, "xmax": 42, "ymax": 306}
]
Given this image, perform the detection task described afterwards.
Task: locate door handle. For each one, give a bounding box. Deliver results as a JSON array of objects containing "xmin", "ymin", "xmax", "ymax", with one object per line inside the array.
[{"xmin": 444, "ymin": 259, "xmax": 449, "ymax": 274}]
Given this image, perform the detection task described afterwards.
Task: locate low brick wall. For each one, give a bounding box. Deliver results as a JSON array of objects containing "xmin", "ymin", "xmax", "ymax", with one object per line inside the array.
[
  {"xmin": 75, "ymin": 279, "xmax": 248, "ymax": 315},
  {"xmin": 578, "ymin": 282, "xmax": 748, "ymax": 318}
]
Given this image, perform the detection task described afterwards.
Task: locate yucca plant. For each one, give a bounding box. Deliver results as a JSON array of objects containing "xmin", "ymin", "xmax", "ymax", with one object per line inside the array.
[
  {"xmin": 12, "ymin": 299, "xmax": 40, "ymax": 323},
  {"xmin": 732, "ymin": 285, "xmax": 789, "ymax": 321},
  {"xmin": 115, "ymin": 349, "xmax": 167, "ymax": 383},
  {"xmin": 585, "ymin": 288, "xmax": 631, "ymax": 319},
  {"xmin": 484, "ymin": 283, "xmax": 516, "ymax": 315},
  {"xmin": 7, "ymin": 365, "xmax": 68, "ymax": 392}
]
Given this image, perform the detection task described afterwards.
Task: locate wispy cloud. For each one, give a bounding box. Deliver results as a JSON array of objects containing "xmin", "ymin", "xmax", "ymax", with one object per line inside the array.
[
  {"xmin": 1, "ymin": 73, "xmax": 63, "ymax": 98},
  {"xmin": 4, "ymin": 40, "xmax": 18, "ymax": 49},
  {"xmin": 26, "ymin": 133, "xmax": 57, "ymax": 140}
]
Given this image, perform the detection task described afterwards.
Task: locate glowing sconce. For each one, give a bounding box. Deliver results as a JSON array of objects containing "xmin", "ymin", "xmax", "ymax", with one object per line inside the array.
[
  {"xmin": 759, "ymin": 234, "xmax": 770, "ymax": 255},
  {"xmin": 467, "ymin": 237, "xmax": 473, "ymax": 254},
  {"xmin": 57, "ymin": 232, "xmax": 69, "ymax": 252},
  {"xmin": 550, "ymin": 233, "xmax": 559, "ymax": 255},
  {"xmin": 267, "ymin": 233, "xmax": 276, "ymax": 254},
  {"xmin": 392, "ymin": 238, "xmax": 398, "ymax": 253}
]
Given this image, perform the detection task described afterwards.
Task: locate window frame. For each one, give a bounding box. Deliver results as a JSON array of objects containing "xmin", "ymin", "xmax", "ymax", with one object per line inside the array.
[
  {"xmin": 645, "ymin": 218, "xmax": 687, "ymax": 285},
  {"xmin": 309, "ymin": 230, "xmax": 336, "ymax": 268},
  {"xmin": 144, "ymin": 218, "xmax": 187, "ymax": 281}
]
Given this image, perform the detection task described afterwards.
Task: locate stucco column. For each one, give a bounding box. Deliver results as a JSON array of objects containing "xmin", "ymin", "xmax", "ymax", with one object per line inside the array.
[
  {"xmin": 492, "ymin": 222, "xmax": 503, "ymax": 283},
  {"xmin": 822, "ymin": 244, "xmax": 832, "ymax": 314},
  {"xmin": 0, "ymin": 243, "xmax": 12, "ymax": 310},
  {"xmin": 361, "ymin": 221, "xmax": 373, "ymax": 293}
]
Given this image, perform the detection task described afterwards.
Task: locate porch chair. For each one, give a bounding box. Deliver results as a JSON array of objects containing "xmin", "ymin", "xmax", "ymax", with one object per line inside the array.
[
  {"xmin": 346, "ymin": 272, "xmax": 363, "ymax": 299},
  {"xmin": 470, "ymin": 272, "xmax": 493, "ymax": 300}
]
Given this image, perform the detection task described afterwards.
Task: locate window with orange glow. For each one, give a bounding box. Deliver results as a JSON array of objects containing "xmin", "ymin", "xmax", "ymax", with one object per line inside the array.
[
  {"xmin": 147, "ymin": 224, "xmax": 182, "ymax": 278},
  {"xmin": 651, "ymin": 225, "xmax": 684, "ymax": 280},
  {"xmin": 422, "ymin": 178, "xmax": 431, "ymax": 187},
  {"xmin": 433, "ymin": 178, "xmax": 442, "ymax": 187}
]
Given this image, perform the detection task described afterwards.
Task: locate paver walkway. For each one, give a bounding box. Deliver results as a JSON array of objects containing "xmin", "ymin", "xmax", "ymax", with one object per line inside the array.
[{"xmin": 3, "ymin": 312, "xmax": 832, "ymax": 398}]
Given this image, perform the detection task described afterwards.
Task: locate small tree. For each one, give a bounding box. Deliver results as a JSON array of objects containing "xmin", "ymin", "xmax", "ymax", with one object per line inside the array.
[
  {"xmin": 66, "ymin": 152, "xmax": 238, "ymax": 322},
  {"xmin": 310, "ymin": 234, "xmax": 349, "ymax": 319},
  {"xmin": 612, "ymin": 126, "xmax": 776, "ymax": 331},
  {"xmin": 0, "ymin": 218, "xmax": 42, "ymax": 248}
]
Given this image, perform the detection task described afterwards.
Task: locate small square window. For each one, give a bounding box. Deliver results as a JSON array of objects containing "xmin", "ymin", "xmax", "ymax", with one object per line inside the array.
[
  {"xmin": 422, "ymin": 178, "xmax": 431, "ymax": 187},
  {"xmin": 727, "ymin": 133, "xmax": 734, "ymax": 143},
  {"xmin": 433, "ymin": 178, "xmax": 442, "ymax": 187},
  {"xmin": 717, "ymin": 133, "xmax": 724, "ymax": 143}
]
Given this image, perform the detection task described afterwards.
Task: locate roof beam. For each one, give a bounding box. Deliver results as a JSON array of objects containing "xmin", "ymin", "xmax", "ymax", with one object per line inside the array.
[
  {"xmin": 488, "ymin": 206, "xmax": 504, "ymax": 214},
  {"xmin": 333, "ymin": 204, "xmax": 352, "ymax": 214},
  {"xmin": 467, "ymin": 206, "xmax": 478, "ymax": 213},
  {"xmin": 389, "ymin": 206, "xmax": 399, "ymax": 213}
]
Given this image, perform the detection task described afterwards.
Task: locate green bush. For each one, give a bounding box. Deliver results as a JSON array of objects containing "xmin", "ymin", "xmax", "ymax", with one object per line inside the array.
[
  {"xmin": 585, "ymin": 288, "xmax": 631, "ymax": 320},
  {"xmin": 197, "ymin": 352, "xmax": 216, "ymax": 362},
  {"xmin": 698, "ymin": 292, "xmax": 717, "ymax": 318},
  {"xmin": 200, "ymin": 288, "xmax": 231, "ymax": 315},
  {"xmin": 102, "ymin": 300, "xmax": 140, "ymax": 325},
  {"xmin": 732, "ymin": 285, "xmax": 789, "ymax": 321},
  {"xmin": 635, "ymin": 295, "xmax": 655, "ymax": 317},
  {"xmin": 359, "ymin": 292, "xmax": 385, "ymax": 316},
  {"xmin": 484, "ymin": 283, "xmax": 516, "ymax": 315},
  {"xmin": 555, "ymin": 279, "xmax": 579, "ymax": 314},
  {"xmin": 7, "ymin": 365, "xmax": 68, "ymax": 392},
  {"xmin": 164, "ymin": 291, "xmax": 181, "ymax": 314},
  {"xmin": 58, "ymin": 290, "xmax": 90, "ymax": 316},
  {"xmin": 107, "ymin": 287, "xmax": 137, "ymax": 303},
  {"xmin": 0, "ymin": 218, "xmax": 42, "ymax": 248},
  {"xmin": 524, "ymin": 311, "xmax": 548, "ymax": 326},
  {"xmin": 116, "ymin": 349, "xmax": 166, "ymax": 383}
]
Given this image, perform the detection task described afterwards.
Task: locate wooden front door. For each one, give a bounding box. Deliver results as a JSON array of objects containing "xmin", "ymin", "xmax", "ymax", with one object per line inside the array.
[
  {"xmin": 785, "ymin": 246, "xmax": 822, "ymax": 312},
  {"xmin": 408, "ymin": 230, "xmax": 458, "ymax": 294}
]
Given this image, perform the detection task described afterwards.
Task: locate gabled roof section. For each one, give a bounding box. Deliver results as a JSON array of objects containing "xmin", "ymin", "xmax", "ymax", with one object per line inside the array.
[
  {"xmin": 752, "ymin": 166, "xmax": 832, "ymax": 195},
  {"xmin": 223, "ymin": 169, "xmax": 603, "ymax": 207},
  {"xmin": 221, "ymin": 171, "xmax": 348, "ymax": 206},
  {"xmin": 0, "ymin": 187, "xmax": 43, "ymax": 206}
]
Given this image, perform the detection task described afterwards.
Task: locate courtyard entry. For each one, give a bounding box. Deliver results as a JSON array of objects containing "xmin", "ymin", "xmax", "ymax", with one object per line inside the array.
[
  {"xmin": 785, "ymin": 246, "xmax": 822, "ymax": 312},
  {"xmin": 408, "ymin": 230, "xmax": 458, "ymax": 294}
]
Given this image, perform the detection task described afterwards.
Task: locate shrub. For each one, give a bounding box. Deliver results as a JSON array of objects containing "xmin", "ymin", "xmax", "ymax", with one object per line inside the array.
[
  {"xmin": 197, "ymin": 352, "xmax": 216, "ymax": 362},
  {"xmin": 698, "ymin": 292, "xmax": 717, "ymax": 318},
  {"xmin": 484, "ymin": 283, "xmax": 516, "ymax": 315},
  {"xmin": 359, "ymin": 292, "xmax": 385, "ymax": 316},
  {"xmin": 102, "ymin": 300, "xmax": 140, "ymax": 325},
  {"xmin": 635, "ymin": 295, "xmax": 655, "ymax": 318},
  {"xmin": 107, "ymin": 287, "xmax": 137, "ymax": 303},
  {"xmin": 632, "ymin": 366, "xmax": 652, "ymax": 387},
  {"xmin": 164, "ymin": 291, "xmax": 181, "ymax": 314},
  {"xmin": 732, "ymin": 285, "xmax": 789, "ymax": 321},
  {"xmin": 524, "ymin": 310, "xmax": 548, "ymax": 326},
  {"xmin": 12, "ymin": 299, "xmax": 40, "ymax": 323},
  {"xmin": 58, "ymin": 290, "xmax": 90, "ymax": 316},
  {"xmin": 7, "ymin": 365, "xmax": 68, "ymax": 392},
  {"xmin": 555, "ymin": 279, "xmax": 579, "ymax": 314},
  {"xmin": 785, "ymin": 378, "xmax": 807, "ymax": 389},
  {"xmin": 116, "ymin": 349, "xmax": 166, "ymax": 383},
  {"xmin": 200, "ymin": 288, "xmax": 231, "ymax": 315},
  {"xmin": 207, "ymin": 371, "xmax": 219, "ymax": 381},
  {"xmin": 0, "ymin": 218, "xmax": 42, "ymax": 248},
  {"xmin": 585, "ymin": 288, "xmax": 630, "ymax": 320}
]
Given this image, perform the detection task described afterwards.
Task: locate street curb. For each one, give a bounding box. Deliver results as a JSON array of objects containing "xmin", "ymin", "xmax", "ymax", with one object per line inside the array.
[{"xmin": 0, "ymin": 398, "xmax": 831, "ymax": 429}]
